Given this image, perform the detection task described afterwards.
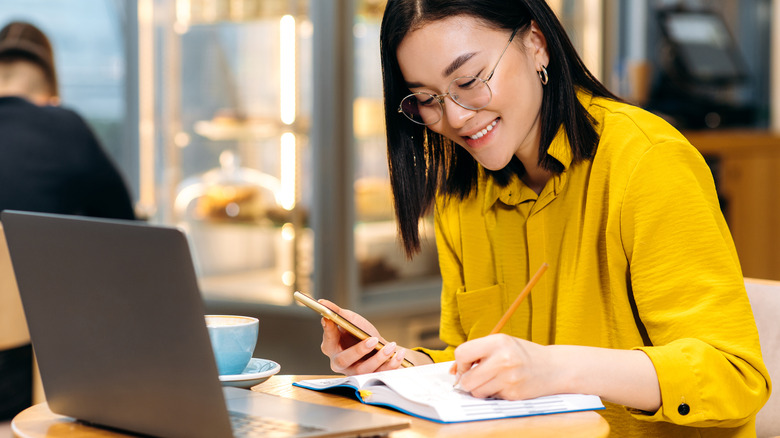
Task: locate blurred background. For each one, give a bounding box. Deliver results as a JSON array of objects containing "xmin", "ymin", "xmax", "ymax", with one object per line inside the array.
[{"xmin": 1, "ymin": 0, "xmax": 778, "ymax": 374}]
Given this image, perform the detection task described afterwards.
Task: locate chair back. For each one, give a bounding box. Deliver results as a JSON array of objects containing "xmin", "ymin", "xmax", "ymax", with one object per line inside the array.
[
  {"xmin": 744, "ymin": 278, "xmax": 780, "ymax": 438},
  {"xmin": 0, "ymin": 222, "xmax": 29, "ymax": 350}
]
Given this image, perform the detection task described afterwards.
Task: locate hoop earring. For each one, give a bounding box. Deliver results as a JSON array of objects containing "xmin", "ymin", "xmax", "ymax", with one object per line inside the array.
[{"xmin": 538, "ymin": 65, "xmax": 549, "ymax": 85}]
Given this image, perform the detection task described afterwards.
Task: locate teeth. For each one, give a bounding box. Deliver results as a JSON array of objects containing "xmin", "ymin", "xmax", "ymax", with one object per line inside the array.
[{"xmin": 469, "ymin": 120, "xmax": 498, "ymax": 140}]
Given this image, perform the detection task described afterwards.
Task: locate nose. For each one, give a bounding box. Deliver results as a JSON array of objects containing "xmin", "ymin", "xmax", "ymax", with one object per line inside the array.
[{"xmin": 441, "ymin": 96, "xmax": 475, "ymax": 129}]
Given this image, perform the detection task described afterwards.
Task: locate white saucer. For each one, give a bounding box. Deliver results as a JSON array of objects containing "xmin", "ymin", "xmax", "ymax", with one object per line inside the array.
[{"xmin": 219, "ymin": 358, "xmax": 281, "ymax": 388}]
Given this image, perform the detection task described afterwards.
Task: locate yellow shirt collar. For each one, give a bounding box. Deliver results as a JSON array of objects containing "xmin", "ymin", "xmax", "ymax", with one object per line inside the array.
[{"xmin": 483, "ymin": 91, "xmax": 593, "ymax": 209}]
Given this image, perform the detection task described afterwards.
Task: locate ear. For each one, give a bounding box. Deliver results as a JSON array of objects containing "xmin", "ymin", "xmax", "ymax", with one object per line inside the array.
[{"xmin": 526, "ymin": 20, "xmax": 550, "ymax": 70}]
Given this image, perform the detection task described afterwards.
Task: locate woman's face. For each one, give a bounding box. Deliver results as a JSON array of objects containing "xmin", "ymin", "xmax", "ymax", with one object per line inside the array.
[{"xmin": 396, "ymin": 16, "xmax": 549, "ymax": 171}]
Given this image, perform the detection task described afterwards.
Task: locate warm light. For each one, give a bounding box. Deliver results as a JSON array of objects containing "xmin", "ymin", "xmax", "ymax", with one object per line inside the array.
[
  {"xmin": 280, "ymin": 15, "xmax": 296, "ymax": 125},
  {"xmin": 138, "ymin": 0, "xmax": 156, "ymax": 216},
  {"xmin": 281, "ymin": 223, "xmax": 295, "ymax": 241},
  {"xmin": 280, "ymin": 132, "xmax": 296, "ymax": 210},
  {"xmin": 282, "ymin": 271, "xmax": 296, "ymax": 286},
  {"xmin": 175, "ymin": 0, "xmax": 190, "ymax": 33},
  {"xmin": 582, "ymin": 0, "xmax": 602, "ymax": 78},
  {"xmin": 174, "ymin": 132, "xmax": 190, "ymax": 148}
]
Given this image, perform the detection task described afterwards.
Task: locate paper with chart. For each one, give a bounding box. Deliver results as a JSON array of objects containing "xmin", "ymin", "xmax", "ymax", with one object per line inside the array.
[{"xmin": 294, "ymin": 361, "xmax": 604, "ymax": 423}]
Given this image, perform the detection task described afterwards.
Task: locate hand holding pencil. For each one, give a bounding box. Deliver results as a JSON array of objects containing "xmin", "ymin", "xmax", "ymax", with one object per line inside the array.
[{"xmin": 450, "ymin": 263, "xmax": 549, "ymax": 389}]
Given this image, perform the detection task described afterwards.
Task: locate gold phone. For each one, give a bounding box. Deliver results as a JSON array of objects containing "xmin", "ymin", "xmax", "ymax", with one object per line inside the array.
[{"xmin": 293, "ymin": 291, "xmax": 414, "ymax": 368}]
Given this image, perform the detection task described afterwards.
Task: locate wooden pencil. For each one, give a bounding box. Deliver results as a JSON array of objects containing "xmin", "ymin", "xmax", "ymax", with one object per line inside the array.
[{"xmin": 489, "ymin": 262, "xmax": 548, "ymax": 335}]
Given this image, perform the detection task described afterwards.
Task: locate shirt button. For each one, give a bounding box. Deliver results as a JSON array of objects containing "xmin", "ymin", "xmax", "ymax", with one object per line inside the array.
[{"xmin": 678, "ymin": 403, "xmax": 690, "ymax": 416}]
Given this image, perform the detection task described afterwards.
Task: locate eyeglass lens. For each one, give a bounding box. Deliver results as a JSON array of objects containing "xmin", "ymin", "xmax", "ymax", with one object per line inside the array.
[{"xmin": 400, "ymin": 78, "xmax": 492, "ymax": 125}]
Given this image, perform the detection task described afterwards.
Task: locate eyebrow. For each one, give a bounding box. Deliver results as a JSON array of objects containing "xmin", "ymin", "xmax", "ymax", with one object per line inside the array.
[
  {"xmin": 404, "ymin": 51, "xmax": 478, "ymax": 89},
  {"xmin": 442, "ymin": 52, "xmax": 477, "ymax": 77}
]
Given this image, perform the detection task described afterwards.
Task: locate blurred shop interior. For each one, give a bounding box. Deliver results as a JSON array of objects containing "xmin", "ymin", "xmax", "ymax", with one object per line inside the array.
[{"xmin": 1, "ymin": 0, "xmax": 778, "ymax": 373}]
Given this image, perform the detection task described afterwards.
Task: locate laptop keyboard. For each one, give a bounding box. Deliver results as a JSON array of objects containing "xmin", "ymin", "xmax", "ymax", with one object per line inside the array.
[{"xmin": 229, "ymin": 411, "xmax": 325, "ymax": 437}]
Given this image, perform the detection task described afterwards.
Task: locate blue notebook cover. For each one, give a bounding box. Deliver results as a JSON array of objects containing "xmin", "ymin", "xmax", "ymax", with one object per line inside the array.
[{"xmin": 293, "ymin": 361, "xmax": 604, "ymax": 424}]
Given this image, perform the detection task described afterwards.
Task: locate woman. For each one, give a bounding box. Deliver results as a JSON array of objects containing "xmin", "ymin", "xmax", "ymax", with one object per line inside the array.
[{"xmin": 319, "ymin": 1, "xmax": 770, "ymax": 436}]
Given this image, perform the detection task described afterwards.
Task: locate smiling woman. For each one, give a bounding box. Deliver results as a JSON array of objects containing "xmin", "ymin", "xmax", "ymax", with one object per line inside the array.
[
  {"xmin": 396, "ymin": 26, "xmax": 519, "ymax": 127},
  {"xmin": 396, "ymin": 18, "xmax": 547, "ymax": 175},
  {"xmin": 313, "ymin": 1, "xmax": 772, "ymax": 437}
]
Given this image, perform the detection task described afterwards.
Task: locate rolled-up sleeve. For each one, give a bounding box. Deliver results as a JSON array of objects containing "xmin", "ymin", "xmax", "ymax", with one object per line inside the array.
[{"xmin": 621, "ymin": 141, "xmax": 771, "ymax": 426}]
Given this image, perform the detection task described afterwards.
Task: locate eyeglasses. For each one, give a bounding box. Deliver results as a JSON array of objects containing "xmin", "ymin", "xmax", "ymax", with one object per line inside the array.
[{"xmin": 398, "ymin": 28, "xmax": 519, "ymax": 126}]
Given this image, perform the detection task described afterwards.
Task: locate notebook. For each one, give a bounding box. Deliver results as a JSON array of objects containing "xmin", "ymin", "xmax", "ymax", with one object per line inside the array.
[
  {"xmin": 0, "ymin": 210, "xmax": 409, "ymax": 438},
  {"xmin": 294, "ymin": 361, "xmax": 604, "ymax": 423}
]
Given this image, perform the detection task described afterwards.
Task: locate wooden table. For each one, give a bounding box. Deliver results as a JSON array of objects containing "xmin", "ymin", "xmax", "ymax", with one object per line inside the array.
[{"xmin": 12, "ymin": 375, "xmax": 610, "ymax": 437}]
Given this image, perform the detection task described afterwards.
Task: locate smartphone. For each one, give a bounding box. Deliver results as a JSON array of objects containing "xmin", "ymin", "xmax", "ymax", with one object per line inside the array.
[{"xmin": 293, "ymin": 291, "xmax": 414, "ymax": 368}]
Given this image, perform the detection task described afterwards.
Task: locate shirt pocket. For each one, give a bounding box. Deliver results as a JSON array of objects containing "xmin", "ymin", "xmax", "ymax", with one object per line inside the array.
[{"xmin": 456, "ymin": 283, "xmax": 505, "ymax": 340}]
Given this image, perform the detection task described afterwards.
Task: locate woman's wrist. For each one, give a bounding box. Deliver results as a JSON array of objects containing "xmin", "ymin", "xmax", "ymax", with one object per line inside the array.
[
  {"xmin": 544, "ymin": 345, "xmax": 581, "ymax": 395},
  {"xmin": 403, "ymin": 348, "xmax": 435, "ymax": 366}
]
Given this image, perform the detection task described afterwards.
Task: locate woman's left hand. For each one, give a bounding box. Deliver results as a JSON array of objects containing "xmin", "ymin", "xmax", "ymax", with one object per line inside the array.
[{"xmin": 451, "ymin": 334, "xmax": 561, "ymax": 400}]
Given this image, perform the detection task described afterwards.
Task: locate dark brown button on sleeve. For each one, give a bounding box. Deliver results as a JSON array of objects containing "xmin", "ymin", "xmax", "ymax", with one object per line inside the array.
[{"xmin": 677, "ymin": 402, "xmax": 690, "ymax": 415}]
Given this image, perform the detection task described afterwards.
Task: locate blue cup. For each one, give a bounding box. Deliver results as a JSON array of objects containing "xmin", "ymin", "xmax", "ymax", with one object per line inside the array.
[{"xmin": 205, "ymin": 315, "xmax": 259, "ymax": 376}]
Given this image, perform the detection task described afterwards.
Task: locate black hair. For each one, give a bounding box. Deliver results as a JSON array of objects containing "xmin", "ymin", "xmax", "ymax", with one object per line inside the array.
[{"xmin": 380, "ymin": 0, "xmax": 619, "ymax": 257}]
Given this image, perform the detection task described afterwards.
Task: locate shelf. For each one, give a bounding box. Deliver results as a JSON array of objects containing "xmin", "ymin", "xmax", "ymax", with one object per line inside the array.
[
  {"xmin": 194, "ymin": 119, "xmax": 281, "ymax": 141},
  {"xmin": 198, "ymin": 268, "xmax": 294, "ymax": 305}
]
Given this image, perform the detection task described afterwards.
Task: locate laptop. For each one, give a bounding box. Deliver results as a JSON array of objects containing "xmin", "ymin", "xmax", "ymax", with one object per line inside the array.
[{"xmin": 1, "ymin": 210, "xmax": 409, "ymax": 438}]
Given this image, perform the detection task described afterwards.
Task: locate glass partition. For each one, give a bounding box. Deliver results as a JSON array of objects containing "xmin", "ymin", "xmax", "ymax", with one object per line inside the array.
[{"xmin": 142, "ymin": 0, "xmax": 313, "ymax": 305}]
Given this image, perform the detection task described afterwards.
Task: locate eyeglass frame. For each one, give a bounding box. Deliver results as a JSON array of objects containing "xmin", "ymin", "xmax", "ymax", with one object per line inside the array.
[{"xmin": 397, "ymin": 27, "xmax": 520, "ymax": 126}]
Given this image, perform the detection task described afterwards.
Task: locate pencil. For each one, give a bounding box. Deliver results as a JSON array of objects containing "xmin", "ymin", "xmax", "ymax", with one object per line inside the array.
[
  {"xmin": 451, "ymin": 262, "xmax": 548, "ymax": 385},
  {"xmin": 489, "ymin": 262, "xmax": 548, "ymax": 335}
]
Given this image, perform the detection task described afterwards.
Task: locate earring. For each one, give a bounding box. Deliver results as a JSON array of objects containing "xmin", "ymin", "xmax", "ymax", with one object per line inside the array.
[{"xmin": 538, "ymin": 65, "xmax": 549, "ymax": 85}]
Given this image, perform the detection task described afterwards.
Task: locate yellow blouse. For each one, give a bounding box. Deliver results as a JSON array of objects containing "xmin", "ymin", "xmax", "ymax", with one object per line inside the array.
[{"xmin": 419, "ymin": 94, "xmax": 771, "ymax": 437}]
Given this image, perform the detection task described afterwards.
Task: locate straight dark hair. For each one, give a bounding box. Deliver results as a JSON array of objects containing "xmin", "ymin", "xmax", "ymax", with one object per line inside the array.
[{"xmin": 380, "ymin": 0, "xmax": 620, "ymax": 257}]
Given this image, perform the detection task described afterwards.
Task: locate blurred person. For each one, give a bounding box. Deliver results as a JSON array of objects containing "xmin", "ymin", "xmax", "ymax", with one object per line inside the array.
[
  {"xmin": 0, "ymin": 20, "xmax": 135, "ymax": 421},
  {"xmin": 0, "ymin": 21, "xmax": 135, "ymax": 218}
]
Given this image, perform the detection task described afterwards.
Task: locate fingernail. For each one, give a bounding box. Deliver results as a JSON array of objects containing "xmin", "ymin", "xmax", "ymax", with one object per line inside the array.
[
  {"xmin": 365, "ymin": 337, "xmax": 379, "ymax": 348},
  {"xmin": 383, "ymin": 342, "xmax": 397, "ymax": 356},
  {"xmin": 395, "ymin": 348, "xmax": 406, "ymax": 362},
  {"xmin": 321, "ymin": 318, "xmax": 326, "ymax": 327}
]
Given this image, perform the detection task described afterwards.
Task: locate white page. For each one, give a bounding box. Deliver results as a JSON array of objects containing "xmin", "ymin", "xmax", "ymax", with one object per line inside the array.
[{"xmin": 297, "ymin": 361, "xmax": 604, "ymax": 422}]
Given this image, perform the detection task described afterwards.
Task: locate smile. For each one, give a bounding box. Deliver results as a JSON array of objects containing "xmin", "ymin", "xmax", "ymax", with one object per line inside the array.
[{"xmin": 468, "ymin": 120, "xmax": 498, "ymax": 140}]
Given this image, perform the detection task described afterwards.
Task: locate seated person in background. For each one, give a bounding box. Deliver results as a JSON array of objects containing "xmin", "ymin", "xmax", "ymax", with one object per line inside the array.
[
  {"xmin": 0, "ymin": 20, "xmax": 135, "ymax": 219},
  {"xmin": 0, "ymin": 20, "xmax": 135, "ymax": 421}
]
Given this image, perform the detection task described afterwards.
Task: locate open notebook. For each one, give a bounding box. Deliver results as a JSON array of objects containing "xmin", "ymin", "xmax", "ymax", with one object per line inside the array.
[{"xmin": 294, "ymin": 361, "xmax": 604, "ymax": 423}]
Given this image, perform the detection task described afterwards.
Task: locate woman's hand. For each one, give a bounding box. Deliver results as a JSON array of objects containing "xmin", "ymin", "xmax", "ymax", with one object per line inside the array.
[
  {"xmin": 452, "ymin": 335, "xmax": 662, "ymax": 411},
  {"xmin": 318, "ymin": 299, "xmax": 409, "ymax": 375},
  {"xmin": 451, "ymin": 334, "xmax": 559, "ymax": 400}
]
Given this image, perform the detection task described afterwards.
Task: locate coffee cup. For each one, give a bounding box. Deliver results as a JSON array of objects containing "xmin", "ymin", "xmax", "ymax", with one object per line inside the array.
[{"xmin": 205, "ymin": 315, "xmax": 259, "ymax": 375}]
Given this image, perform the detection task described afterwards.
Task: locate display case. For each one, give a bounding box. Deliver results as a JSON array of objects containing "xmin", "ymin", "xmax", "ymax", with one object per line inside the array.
[
  {"xmin": 140, "ymin": 0, "xmax": 313, "ymax": 307},
  {"xmin": 138, "ymin": 0, "xmax": 442, "ymax": 318},
  {"xmin": 350, "ymin": 2, "xmax": 441, "ymax": 312}
]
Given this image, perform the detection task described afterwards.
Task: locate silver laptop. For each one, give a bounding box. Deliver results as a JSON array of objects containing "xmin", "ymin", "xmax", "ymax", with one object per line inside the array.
[{"xmin": 1, "ymin": 210, "xmax": 409, "ymax": 438}]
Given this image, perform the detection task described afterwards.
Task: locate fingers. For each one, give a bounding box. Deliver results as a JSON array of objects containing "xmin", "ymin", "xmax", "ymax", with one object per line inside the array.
[
  {"xmin": 451, "ymin": 336, "xmax": 495, "ymax": 378},
  {"xmin": 329, "ymin": 336, "xmax": 377, "ymax": 373},
  {"xmin": 316, "ymin": 300, "xmax": 403, "ymax": 375},
  {"xmin": 327, "ymin": 337, "xmax": 405, "ymax": 375},
  {"xmin": 320, "ymin": 317, "xmax": 346, "ymax": 354},
  {"xmin": 373, "ymin": 344, "xmax": 408, "ymax": 373},
  {"xmin": 452, "ymin": 335, "xmax": 524, "ymax": 399},
  {"xmin": 318, "ymin": 299, "xmax": 342, "ymax": 313},
  {"xmin": 460, "ymin": 367, "xmax": 503, "ymax": 399}
]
